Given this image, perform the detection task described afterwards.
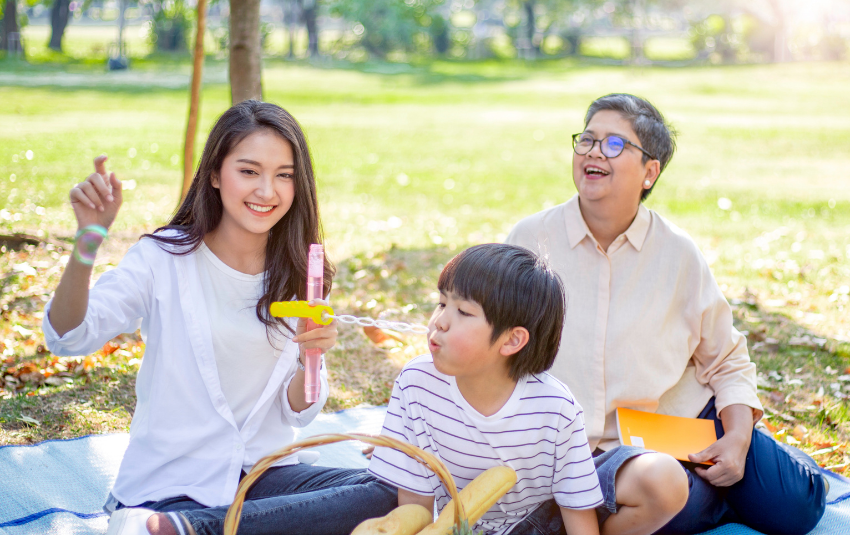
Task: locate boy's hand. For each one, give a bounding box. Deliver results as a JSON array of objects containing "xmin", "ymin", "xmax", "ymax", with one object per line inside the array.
[
  {"xmin": 70, "ymin": 155, "xmax": 123, "ymax": 230},
  {"xmin": 292, "ymin": 299, "xmax": 337, "ymax": 353}
]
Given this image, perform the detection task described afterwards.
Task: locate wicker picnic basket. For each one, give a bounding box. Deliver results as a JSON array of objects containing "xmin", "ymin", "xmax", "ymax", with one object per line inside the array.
[{"xmin": 223, "ymin": 433, "xmax": 467, "ymax": 535}]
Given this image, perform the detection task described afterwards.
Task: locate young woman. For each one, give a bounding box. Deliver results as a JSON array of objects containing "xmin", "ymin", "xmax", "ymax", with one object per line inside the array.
[{"xmin": 43, "ymin": 100, "xmax": 396, "ymax": 535}]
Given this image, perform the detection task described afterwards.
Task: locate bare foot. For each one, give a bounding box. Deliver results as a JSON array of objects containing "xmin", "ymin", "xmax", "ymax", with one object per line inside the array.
[{"xmin": 146, "ymin": 514, "xmax": 178, "ymax": 535}]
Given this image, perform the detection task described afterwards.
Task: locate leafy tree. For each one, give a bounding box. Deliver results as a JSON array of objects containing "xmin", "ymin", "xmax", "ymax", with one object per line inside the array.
[
  {"xmin": 690, "ymin": 13, "xmax": 739, "ymax": 62},
  {"xmin": 147, "ymin": 0, "xmax": 193, "ymax": 51},
  {"xmin": 330, "ymin": 0, "xmax": 439, "ymax": 58},
  {"xmin": 502, "ymin": 0, "xmax": 600, "ymax": 57}
]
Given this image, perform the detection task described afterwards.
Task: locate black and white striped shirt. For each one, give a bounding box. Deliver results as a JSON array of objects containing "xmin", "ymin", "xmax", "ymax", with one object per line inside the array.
[{"xmin": 369, "ymin": 355, "xmax": 603, "ymax": 535}]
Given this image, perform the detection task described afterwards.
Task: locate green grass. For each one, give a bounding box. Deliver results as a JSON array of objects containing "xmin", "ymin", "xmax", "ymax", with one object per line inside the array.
[
  {"xmin": 21, "ymin": 24, "xmax": 155, "ymax": 62},
  {"xmin": 1, "ymin": 55, "xmax": 850, "ymax": 469}
]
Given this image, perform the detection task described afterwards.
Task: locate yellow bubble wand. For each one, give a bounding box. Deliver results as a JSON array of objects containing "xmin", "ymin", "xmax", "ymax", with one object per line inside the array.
[{"xmin": 270, "ymin": 301, "xmax": 429, "ymax": 334}]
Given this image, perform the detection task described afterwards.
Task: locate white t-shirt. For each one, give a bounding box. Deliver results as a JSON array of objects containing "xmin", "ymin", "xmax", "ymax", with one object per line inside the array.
[
  {"xmin": 369, "ymin": 355, "xmax": 603, "ymax": 535},
  {"xmin": 196, "ymin": 243, "xmax": 284, "ymax": 430}
]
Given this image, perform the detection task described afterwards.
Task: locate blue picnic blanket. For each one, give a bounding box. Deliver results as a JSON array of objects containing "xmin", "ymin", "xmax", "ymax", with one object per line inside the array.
[{"xmin": 1, "ymin": 406, "xmax": 848, "ymax": 534}]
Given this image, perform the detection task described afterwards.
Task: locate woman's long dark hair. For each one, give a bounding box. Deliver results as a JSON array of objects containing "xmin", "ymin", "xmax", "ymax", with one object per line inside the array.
[{"xmin": 144, "ymin": 100, "xmax": 334, "ymax": 338}]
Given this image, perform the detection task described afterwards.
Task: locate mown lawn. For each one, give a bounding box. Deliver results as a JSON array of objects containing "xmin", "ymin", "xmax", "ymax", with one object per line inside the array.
[{"xmin": 1, "ymin": 54, "xmax": 849, "ymax": 472}]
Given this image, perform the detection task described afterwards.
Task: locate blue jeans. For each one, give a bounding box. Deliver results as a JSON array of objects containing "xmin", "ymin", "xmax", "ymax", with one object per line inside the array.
[
  {"xmin": 511, "ymin": 398, "xmax": 826, "ymax": 535},
  {"xmin": 507, "ymin": 446, "xmax": 648, "ymax": 535},
  {"xmin": 657, "ymin": 398, "xmax": 826, "ymax": 535},
  {"xmin": 121, "ymin": 464, "xmax": 397, "ymax": 535}
]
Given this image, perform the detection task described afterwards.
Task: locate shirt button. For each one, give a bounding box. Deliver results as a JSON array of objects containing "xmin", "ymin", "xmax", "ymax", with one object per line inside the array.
[{"xmin": 235, "ymin": 444, "xmax": 242, "ymax": 451}]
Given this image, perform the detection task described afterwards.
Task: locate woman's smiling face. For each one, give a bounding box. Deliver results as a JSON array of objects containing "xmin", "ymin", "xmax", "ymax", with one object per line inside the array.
[
  {"xmin": 572, "ymin": 109, "xmax": 657, "ymax": 209},
  {"xmin": 213, "ymin": 129, "xmax": 296, "ymax": 238}
]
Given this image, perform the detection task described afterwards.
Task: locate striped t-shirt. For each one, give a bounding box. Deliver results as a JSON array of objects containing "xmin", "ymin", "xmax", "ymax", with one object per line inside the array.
[{"xmin": 369, "ymin": 355, "xmax": 603, "ymax": 535}]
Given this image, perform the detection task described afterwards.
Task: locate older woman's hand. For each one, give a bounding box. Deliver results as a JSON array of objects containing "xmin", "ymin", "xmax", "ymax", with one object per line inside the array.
[{"xmin": 688, "ymin": 404, "xmax": 755, "ymax": 487}]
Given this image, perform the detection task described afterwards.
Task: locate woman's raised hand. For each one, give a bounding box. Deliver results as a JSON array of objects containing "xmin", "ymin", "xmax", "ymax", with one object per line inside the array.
[
  {"xmin": 293, "ymin": 299, "xmax": 338, "ymax": 353},
  {"xmin": 70, "ymin": 155, "xmax": 123, "ymax": 230}
]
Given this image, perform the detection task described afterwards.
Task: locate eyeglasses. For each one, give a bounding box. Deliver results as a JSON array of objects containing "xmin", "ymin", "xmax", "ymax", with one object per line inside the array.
[{"xmin": 572, "ymin": 133, "xmax": 656, "ymax": 160}]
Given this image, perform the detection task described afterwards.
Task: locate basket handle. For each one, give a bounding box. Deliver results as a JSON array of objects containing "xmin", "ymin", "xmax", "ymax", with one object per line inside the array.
[{"xmin": 223, "ymin": 433, "xmax": 466, "ymax": 535}]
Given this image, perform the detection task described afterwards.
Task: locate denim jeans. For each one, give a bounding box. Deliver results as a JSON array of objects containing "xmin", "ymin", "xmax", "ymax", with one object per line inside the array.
[
  {"xmin": 507, "ymin": 446, "xmax": 648, "ymax": 535},
  {"xmin": 122, "ymin": 464, "xmax": 397, "ymax": 535},
  {"xmin": 509, "ymin": 398, "xmax": 826, "ymax": 535},
  {"xmin": 657, "ymin": 397, "xmax": 826, "ymax": 535}
]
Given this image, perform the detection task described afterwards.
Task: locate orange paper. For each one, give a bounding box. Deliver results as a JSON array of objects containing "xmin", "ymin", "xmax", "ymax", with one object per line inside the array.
[{"xmin": 616, "ymin": 407, "xmax": 718, "ymax": 466}]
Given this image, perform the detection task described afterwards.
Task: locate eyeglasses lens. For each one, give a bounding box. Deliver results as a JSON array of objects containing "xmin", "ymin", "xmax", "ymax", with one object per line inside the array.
[
  {"xmin": 575, "ymin": 135, "xmax": 594, "ymax": 154},
  {"xmin": 602, "ymin": 136, "xmax": 625, "ymax": 157}
]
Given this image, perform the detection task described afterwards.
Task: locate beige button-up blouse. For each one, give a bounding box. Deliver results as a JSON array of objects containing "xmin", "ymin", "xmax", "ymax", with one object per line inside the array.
[{"xmin": 506, "ymin": 195, "xmax": 764, "ymax": 451}]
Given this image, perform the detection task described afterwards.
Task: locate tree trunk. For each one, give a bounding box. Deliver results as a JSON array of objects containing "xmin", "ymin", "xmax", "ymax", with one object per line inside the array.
[
  {"xmin": 767, "ymin": 0, "xmax": 788, "ymax": 62},
  {"xmin": 48, "ymin": 0, "xmax": 71, "ymax": 51},
  {"xmin": 229, "ymin": 0, "xmax": 263, "ymax": 103},
  {"xmin": 300, "ymin": 0, "xmax": 317, "ymax": 57},
  {"xmin": 283, "ymin": 0, "xmax": 296, "ymax": 58},
  {"xmin": 182, "ymin": 0, "xmax": 208, "ymax": 200},
  {"xmin": 565, "ymin": 32, "xmax": 580, "ymax": 56},
  {"xmin": 523, "ymin": 0, "xmax": 538, "ymax": 57},
  {"xmin": 2, "ymin": 0, "xmax": 24, "ymax": 55},
  {"xmin": 630, "ymin": 0, "xmax": 644, "ymax": 64},
  {"xmin": 287, "ymin": 0, "xmax": 296, "ymax": 58}
]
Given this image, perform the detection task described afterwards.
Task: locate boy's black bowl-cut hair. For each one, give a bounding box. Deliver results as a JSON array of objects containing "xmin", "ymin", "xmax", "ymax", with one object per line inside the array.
[{"xmin": 438, "ymin": 243, "xmax": 565, "ymax": 381}]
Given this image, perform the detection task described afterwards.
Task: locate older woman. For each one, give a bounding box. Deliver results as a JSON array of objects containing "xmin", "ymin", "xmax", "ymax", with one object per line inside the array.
[{"xmin": 506, "ymin": 94, "xmax": 826, "ymax": 535}]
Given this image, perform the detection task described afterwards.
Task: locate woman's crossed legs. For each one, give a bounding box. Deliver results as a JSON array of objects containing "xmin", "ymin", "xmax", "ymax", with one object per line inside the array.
[{"xmin": 132, "ymin": 464, "xmax": 397, "ymax": 535}]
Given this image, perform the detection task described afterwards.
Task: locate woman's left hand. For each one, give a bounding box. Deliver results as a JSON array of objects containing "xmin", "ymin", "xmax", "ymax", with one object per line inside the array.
[
  {"xmin": 688, "ymin": 404, "xmax": 754, "ymax": 487},
  {"xmin": 292, "ymin": 299, "xmax": 338, "ymax": 353},
  {"xmin": 688, "ymin": 432, "xmax": 750, "ymax": 487}
]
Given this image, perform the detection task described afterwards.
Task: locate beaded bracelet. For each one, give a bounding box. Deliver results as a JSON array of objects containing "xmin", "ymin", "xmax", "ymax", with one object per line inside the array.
[
  {"xmin": 296, "ymin": 353, "xmax": 324, "ymax": 372},
  {"xmin": 73, "ymin": 224, "xmax": 108, "ymax": 265}
]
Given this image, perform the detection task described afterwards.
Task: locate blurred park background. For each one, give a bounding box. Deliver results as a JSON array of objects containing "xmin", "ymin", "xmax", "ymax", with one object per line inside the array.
[{"xmin": 1, "ymin": 0, "xmax": 850, "ymax": 472}]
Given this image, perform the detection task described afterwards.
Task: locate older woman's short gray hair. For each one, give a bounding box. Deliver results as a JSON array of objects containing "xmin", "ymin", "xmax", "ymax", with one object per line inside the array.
[{"xmin": 585, "ymin": 94, "xmax": 677, "ymax": 200}]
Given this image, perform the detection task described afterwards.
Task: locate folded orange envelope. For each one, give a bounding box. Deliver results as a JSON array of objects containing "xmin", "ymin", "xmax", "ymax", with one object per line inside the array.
[{"xmin": 616, "ymin": 407, "xmax": 718, "ymax": 466}]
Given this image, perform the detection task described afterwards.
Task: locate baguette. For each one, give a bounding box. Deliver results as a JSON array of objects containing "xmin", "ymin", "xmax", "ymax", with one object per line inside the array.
[
  {"xmin": 416, "ymin": 466, "xmax": 517, "ymax": 535},
  {"xmin": 351, "ymin": 504, "xmax": 434, "ymax": 535}
]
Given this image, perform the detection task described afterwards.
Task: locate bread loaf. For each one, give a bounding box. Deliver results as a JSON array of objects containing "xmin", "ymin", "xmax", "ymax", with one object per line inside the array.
[
  {"xmin": 351, "ymin": 503, "xmax": 434, "ymax": 535},
  {"xmin": 416, "ymin": 466, "xmax": 517, "ymax": 535}
]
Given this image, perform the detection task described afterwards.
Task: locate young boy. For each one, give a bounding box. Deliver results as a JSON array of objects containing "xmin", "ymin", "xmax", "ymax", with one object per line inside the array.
[{"xmin": 369, "ymin": 244, "xmax": 602, "ymax": 535}]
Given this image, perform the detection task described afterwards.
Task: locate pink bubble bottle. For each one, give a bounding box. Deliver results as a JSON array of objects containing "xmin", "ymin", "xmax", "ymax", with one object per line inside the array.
[{"xmin": 304, "ymin": 244, "xmax": 324, "ymax": 403}]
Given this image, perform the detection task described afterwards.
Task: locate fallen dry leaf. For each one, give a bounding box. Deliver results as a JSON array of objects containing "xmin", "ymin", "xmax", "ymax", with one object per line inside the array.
[
  {"xmin": 769, "ymin": 391, "xmax": 785, "ymax": 405},
  {"xmin": 17, "ymin": 415, "xmax": 40, "ymax": 426},
  {"xmin": 812, "ymin": 446, "xmax": 840, "ymax": 456},
  {"xmin": 363, "ymin": 326, "xmax": 390, "ymax": 345}
]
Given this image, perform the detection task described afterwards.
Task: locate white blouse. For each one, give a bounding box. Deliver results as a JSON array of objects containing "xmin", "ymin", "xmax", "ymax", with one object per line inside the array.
[{"xmin": 42, "ymin": 231, "xmax": 329, "ymax": 507}]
